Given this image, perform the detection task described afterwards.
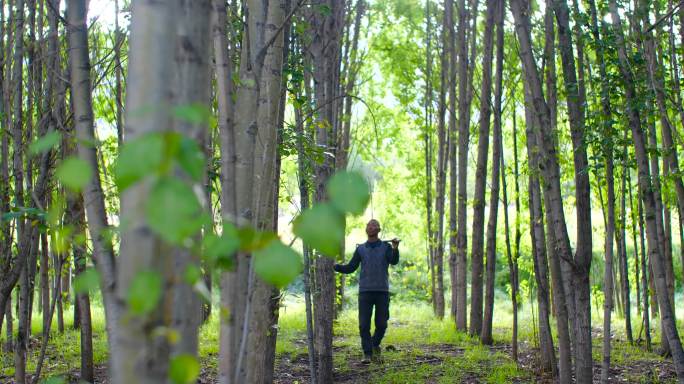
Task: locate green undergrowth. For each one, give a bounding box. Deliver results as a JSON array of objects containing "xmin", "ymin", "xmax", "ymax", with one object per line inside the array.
[{"xmin": 1, "ymin": 291, "xmax": 681, "ymax": 383}]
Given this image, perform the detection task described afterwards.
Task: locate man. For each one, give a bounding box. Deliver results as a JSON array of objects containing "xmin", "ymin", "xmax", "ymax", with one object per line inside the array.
[{"xmin": 334, "ymin": 219, "xmax": 400, "ymax": 364}]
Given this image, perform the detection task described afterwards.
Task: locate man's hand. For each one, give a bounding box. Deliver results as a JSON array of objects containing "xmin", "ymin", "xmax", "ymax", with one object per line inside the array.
[{"xmin": 390, "ymin": 238, "xmax": 401, "ymax": 249}]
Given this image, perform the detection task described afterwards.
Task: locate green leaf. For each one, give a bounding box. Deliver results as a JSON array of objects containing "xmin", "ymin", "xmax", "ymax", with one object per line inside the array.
[
  {"xmin": 73, "ymin": 268, "xmax": 100, "ymax": 295},
  {"xmin": 47, "ymin": 195, "xmax": 65, "ymax": 227},
  {"xmin": 56, "ymin": 157, "xmax": 92, "ymax": 192},
  {"xmin": 327, "ymin": 171, "xmax": 371, "ymax": 215},
  {"xmin": 115, "ymin": 133, "xmax": 165, "ymax": 191},
  {"xmin": 172, "ymin": 103, "xmax": 212, "ymax": 125},
  {"xmin": 202, "ymin": 231, "xmax": 239, "ymax": 270},
  {"xmin": 293, "ymin": 204, "xmax": 344, "ymax": 256},
  {"xmin": 169, "ymin": 354, "xmax": 200, "ymax": 384},
  {"xmin": 29, "ymin": 131, "xmax": 61, "ymax": 156},
  {"xmin": 183, "ymin": 264, "xmax": 202, "ymax": 285},
  {"xmin": 176, "ymin": 137, "xmax": 205, "ymax": 181},
  {"xmin": 254, "ymin": 239, "xmax": 303, "ymax": 288},
  {"xmin": 146, "ymin": 178, "xmax": 205, "ymax": 245},
  {"xmin": 237, "ymin": 227, "xmax": 277, "ymax": 251},
  {"xmin": 127, "ymin": 271, "xmax": 162, "ymax": 315},
  {"xmin": 50, "ymin": 226, "xmax": 73, "ymax": 255}
]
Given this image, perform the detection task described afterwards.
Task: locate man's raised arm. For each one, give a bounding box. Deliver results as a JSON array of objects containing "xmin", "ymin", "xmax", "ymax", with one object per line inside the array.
[{"xmin": 334, "ymin": 247, "xmax": 361, "ymax": 273}]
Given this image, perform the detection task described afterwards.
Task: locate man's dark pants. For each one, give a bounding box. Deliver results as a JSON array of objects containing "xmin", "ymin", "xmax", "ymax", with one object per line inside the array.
[{"xmin": 358, "ymin": 291, "xmax": 390, "ymax": 355}]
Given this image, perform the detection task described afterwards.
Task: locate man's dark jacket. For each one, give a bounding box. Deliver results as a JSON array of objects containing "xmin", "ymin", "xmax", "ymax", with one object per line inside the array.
[{"xmin": 334, "ymin": 240, "xmax": 399, "ymax": 292}]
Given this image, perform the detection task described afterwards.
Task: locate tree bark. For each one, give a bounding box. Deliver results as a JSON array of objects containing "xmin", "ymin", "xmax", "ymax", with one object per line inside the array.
[
  {"xmin": 455, "ymin": 0, "xmax": 471, "ymax": 331},
  {"xmin": 309, "ymin": 2, "xmax": 345, "ymax": 382},
  {"xmin": 66, "ymin": 0, "xmax": 121, "ymax": 380},
  {"xmin": 609, "ymin": 0, "xmax": 684, "ymax": 376},
  {"xmin": 552, "ymin": 0, "xmax": 593, "ymax": 379},
  {"xmin": 69, "ymin": 192, "xmax": 93, "ymax": 382},
  {"xmin": 634, "ymin": 174, "xmax": 652, "ymax": 351},
  {"xmin": 424, "ymin": 0, "xmax": 436, "ymax": 315},
  {"xmin": 509, "ymin": 0, "xmax": 573, "ymax": 379},
  {"xmin": 447, "ymin": 0, "xmax": 457, "ymax": 323},
  {"xmin": 435, "ymin": 0, "xmax": 448, "ymax": 320},
  {"xmin": 170, "ymin": 0, "xmax": 212, "ymax": 361},
  {"xmin": 213, "ymin": 0, "xmax": 239, "ymax": 381},
  {"xmin": 481, "ymin": 0, "xmax": 503, "ymax": 346},
  {"xmin": 468, "ymin": 0, "xmax": 495, "ymax": 337}
]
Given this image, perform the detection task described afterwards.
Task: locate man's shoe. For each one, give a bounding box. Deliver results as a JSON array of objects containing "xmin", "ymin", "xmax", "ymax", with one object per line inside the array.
[{"xmin": 361, "ymin": 354, "xmax": 372, "ymax": 364}]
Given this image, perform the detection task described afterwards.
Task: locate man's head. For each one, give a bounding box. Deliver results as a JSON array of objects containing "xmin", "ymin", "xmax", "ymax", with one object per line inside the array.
[{"xmin": 366, "ymin": 219, "xmax": 381, "ymax": 238}]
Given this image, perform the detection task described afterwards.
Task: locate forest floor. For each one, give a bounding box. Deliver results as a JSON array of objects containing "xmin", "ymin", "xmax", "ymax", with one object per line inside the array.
[{"xmin": 0, "ymin": 293, "xmax": 681, "ymax": 383}]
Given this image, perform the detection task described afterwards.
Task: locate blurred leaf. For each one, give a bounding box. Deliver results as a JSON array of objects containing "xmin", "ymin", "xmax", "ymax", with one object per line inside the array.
[
  {"xmin": 56, "ymin": 157, "xmax": 92, "ymax": 192},
  {"xmin": 176, "ymin": 137, "xmax": 205, "ymax": 181},
  {"xmin": 115, "ymin": 133, "xmax": 165, "ymax": 191},
  {"xmin": 51, "ymin": 226, "xmax": 73, "ymax": 255},
  {"xmin": 47, "ymin": 195, "xmax": 65, "ymax": 227},
  {"xmin": 172, "ymin": 103, "xmax": 212, "ymax": 125},
  {"xmin": 146, "ymin": 178, "xmax": 205, "ymax": 245},
  {"xmin": 127, "ymin": 271, "xmax": 162, "ymax": 315},
  {"xmin": 254, "ymin": 239, "xmax": 303, "ymax": 288},
  {"xmin": 73, "ymin": 268, "xmax": 100, "ymax": 294},
  {"xmin": 183, "ymin": 264, "xmax": 202, "ymax": 285},
  {"xmin": 169, "ymin": 354, "xmax": 200, "ymax": 384},
  {"xmin": 29, "ymin": 131, "xmax": 61, "ymax": 156},
  {"xmin": 202, "ymin": 230, "xmax": 239, "ymax": 270},
  {"xmin": 1, "ymin": 206, "xmax": 45, "ymax": 222},
  {"xmin": 237, "ymin": 227, "xmax": 277, "ymax": 251},
  {"xmin": 73, "ymin": 232, "xmax": 87, "ymax": 246},
  {"xmin": 327, "ymin": 171, "xmax": 370, "ymax": 215},
  {"xmin": 293, "ymin": 204, "xmax": 344, "ymax": 256}
]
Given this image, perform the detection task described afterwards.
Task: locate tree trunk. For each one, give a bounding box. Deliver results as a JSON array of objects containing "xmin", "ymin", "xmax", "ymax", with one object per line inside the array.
[
  {"xmin": 69, "ymin": 192, "xmax": 93, "ymax": 382},
  {"xmin": 114, "ymin": 0, "xmax": 124, "ymax": 147},
  {"xmin": 294, "ymin": 72, "xmax": 317, "ymax": 383},
  {"xmin": 213, "ymin": 0, "xmax": 239, "ymax": 381},
  {"xmin": 481, "ymin": 0, "xmax": 503, "ymax": 346},
  {"xmin": 509, "ymin": 0, "xmax": 573, "ymax": 379},
  {"xmin": 618, "ymin": 160, "xmax": 633, "ymax": 343},
  {"xmin": 501, "ymin": 128, "xmax": 517, "ymax": 363},
  {"xmin": 310, "ymin": 3, "xmax": 345, "ymax": 382},
  {"xmin": 609, "ymin": 0, "xmax": 684, "ymax": 376},
  {"xmin": 67, "ymin": 0, "xmax": 122, "ymax": 380},
  {"xmin": 524, "ymin": 87, "xmax": 556, "ymax": 375},
  {"xmin": 645, "ymin": 112, "xmax": 670, "ymax": 356},
  {"xmin": 40, "ymin": 233, "xmax": 49, "ymax": 334},
  {"xmin": 0, "ymin": 0, "xmax": 10, "ymax": 342},
  {"xmin": 55, "ymin": 251, "xmax": 64, "ymax": 334},
  {"xmin": 447, "ymin": 0, "xmax": 457, "ymax": 323},
  {"xmin": 455, "ymin": 0, "xmax": 471, "ymax": 331},
  {"xmin": 424, "ymin": 0, "xmax": 436, "ymax": 315},
  {"xmin": 634, "ymin": 174, "xmax": 652, "ymax": 351},
  {"xmin": 642, "ymin": 1, "xmax": 681, "ymax": 322},
  {"xmin": 601, "ymin": 112, "xmax": 617, "ymax": 384},
  {"xmin": 468, "ymin": 0, "xmax": 495, "ymax": 337},
  {"xmin": 169, "ymin": 0, "xmax": 212, "ymax": 361},
  {"xmin": 0, "ymin": 0, "xmax": 27, "ymax": 356},
  {"xmin": 552, "ymin": 0, "xmax": 593, "ymax": 379},
  {"xmin": 11, "ymin": 0, "xmax": 28, "ymax": 379},
  {"xmin": 435, "ymin": 0, "xmax": 448, "ymax": 320}
]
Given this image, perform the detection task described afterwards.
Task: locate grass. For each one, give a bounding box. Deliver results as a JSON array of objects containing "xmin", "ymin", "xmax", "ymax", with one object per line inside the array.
[{"xmin": 1, "ymin": 289, "xmax": 682, "ymax": 383}]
